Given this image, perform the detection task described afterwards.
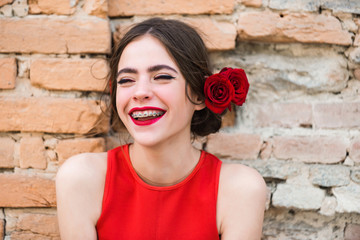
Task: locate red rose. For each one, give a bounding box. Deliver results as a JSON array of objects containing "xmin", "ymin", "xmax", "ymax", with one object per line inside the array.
[
  {"xmin": 220, "ymin": 67, "xmax": 249, "ymax": 106},
  {"xmin": 204, "ymin": 73, "xmax": 235, "ymax": 114}
]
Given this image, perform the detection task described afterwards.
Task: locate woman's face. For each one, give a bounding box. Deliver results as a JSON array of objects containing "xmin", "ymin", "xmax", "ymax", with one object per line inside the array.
[{"xmin": 116, "ymin": 35, "xmax": 203, "ymax": 147}]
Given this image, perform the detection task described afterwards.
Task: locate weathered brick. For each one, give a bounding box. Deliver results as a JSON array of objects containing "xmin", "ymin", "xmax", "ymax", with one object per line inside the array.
[
  {"xmin": 0, "ymin": 219, "xmax": 3, "ymax": 240},
  {"xmin": 28, "ymin": 0, "xmax": 76, "ymax": 15},
  {"xmin": 0, "ymin": 58, "xmax": 16, "ymax": 89},
  {"xmin": 13, "ymin": 213, "xmax": 59, "ymax": 238},
  {"xmin": 345, "ymin": 224, "xmax": 360, "ymax": 240},
  {"xmin": 0, "ymin": 17, "xmax": 111, "ymax": 54},
  {"xmin": 268, "ymin": 0, "xmax": 319, "ymax": 11},
  {"xmin": 273, "ymin": 136, "xmax": 347, "ymax": 163},
  {"xmin": 313, "ymin": 103, "xmax": 360, "ymax": 129},
  {"xmin": 333, "ymin": 182, "xmax": 360, "ymax": 213},
  {"xmin": 30, "ymin": 58, "xmax": 108, "ymax": 92},
  {"xmin": 242, "ymin": 0, "xmax": 262, "ymax": 7},
  {"xmin": 354, "ymin": 69, "xmax": 360, "ymax": 80},
  {"xmin": 355, "ymin": 34, "xmax": 360, "ymax": 47},
  {"xmin": 56, "ymin": 137, "xmax": 105, "ymax": 164},
  {"xmin": 351, "ymin": 170, "xmax": 360, "ymax": 184},
  {"xmin": 237, "ymin": 11, "xmax": 352, "ymax": 45},
  {"xmin": 83, "ymin": 0, "xmax": 107, "ymax": 18},
  {"xmin": 309, "ymin": 165, "xmax": 350, "ymax": 187},
  {"xmin": 12, "ymin": 0, "xmax": 28, "ymax": 17},
  {"xmin": 321, "ymin": 0, "xmax": 360, "ymax": 14},
  {"xmin": 349, "ymin": 137, "xmax": 360, "ymax": 163},
  {"xmin": 0, "ymin": 137, "xmax": 15, "ymax": 168},
  {"xmin": 108, "ymin": 0, "xmax": 235, "ymax": 16},
  {"xmin": 185, "ymin": 17, "xmax": 236, "ymax": 51},
  {"xmin": 0, "ymin": 97, "xmax": 108, "ymax": 134},
  {"xmin": 320, "ymin": 196, "xmax": 337, "ymax": 216},
  {"xmin": 206, "ymin": 132, "xmax": 262, "ymax": 160},
  {"xmin": 244, "ymin": 160, "xmax": 301, "ymax": 180},
  {"xmin": 0, "ymin": 0, "xmax": 13, "ymax": 7},
  {"xmin": 113, "ymin": 17, "xmax": 236, "ymax": 51},
  {"xmin": 251, "ymin": 103, "xmax": 312, "ymax": 128},
  {"xmin": 0, "ymin": 174, "xmax": 56, "ymax": 207},
  {"xmin": 272, "ymin": 183, "xmax": 325, "ymax": 210},
  {"xmin": 20, "ymin": 136, "xmax": 47, "ymax": 169}
]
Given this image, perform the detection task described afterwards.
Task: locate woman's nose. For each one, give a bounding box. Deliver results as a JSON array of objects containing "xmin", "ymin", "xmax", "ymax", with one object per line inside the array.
[{"xmin": 132, "ymin": 79, "xmax": 153, "ymax": 101}]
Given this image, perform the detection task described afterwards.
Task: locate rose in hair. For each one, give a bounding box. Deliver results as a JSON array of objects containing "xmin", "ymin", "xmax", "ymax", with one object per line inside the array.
[
  {"xmin": 204, "ymin": 73, "xmax": 235, "ymax": 114},
  {"xmin": 220, "ymin": 67, "xmax": 249, "ymax": 106}
]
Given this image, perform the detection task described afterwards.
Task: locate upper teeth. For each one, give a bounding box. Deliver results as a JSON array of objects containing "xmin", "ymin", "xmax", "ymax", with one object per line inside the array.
[{"xmin": 131, "ymin": 110, "xmax": 164, "ymax": 118}]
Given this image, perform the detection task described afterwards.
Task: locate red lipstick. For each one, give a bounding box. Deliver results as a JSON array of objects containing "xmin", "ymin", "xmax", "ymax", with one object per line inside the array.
[{"xmin": 129, "ymin": 107, "xmax": 166, "ymax": 126}]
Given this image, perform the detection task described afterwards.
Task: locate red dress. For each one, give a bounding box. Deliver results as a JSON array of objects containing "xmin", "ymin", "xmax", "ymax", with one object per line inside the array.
[{"xmin": 96, "ymin": 144, "xmax": 222, "ymax": 240}]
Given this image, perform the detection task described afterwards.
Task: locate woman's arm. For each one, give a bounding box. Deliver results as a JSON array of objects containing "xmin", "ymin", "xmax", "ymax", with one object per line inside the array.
[
  {"xmin": 56, "ymin": 153, "xmax": 106, "ymax": 240},
  {"xmin": 218, "ymin": 163, "xmax": 267, "ymax": 240}
]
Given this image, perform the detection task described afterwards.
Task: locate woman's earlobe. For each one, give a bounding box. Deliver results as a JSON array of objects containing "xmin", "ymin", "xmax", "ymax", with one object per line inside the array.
[{"xmin": 195, "ymin": 98, "xmax": 206, "ymax": 111}]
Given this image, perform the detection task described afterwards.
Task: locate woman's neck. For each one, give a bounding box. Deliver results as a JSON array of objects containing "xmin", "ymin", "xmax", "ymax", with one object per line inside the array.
[{"xmin": 129, "ymin": 140, "xmax": 201, "ymax": 187}]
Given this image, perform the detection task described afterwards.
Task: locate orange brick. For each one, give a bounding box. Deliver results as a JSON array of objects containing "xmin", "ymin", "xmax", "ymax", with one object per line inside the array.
[
  {"xmin": 56, "ymin": 137, "xmax": 105, "ymax": 164},
  {"xmin": 28, "ymin": 0, "xmax": 76, "ymax": 15},
  {"xmin": 251, "ymin": 103, "xmax": 312, "ymax": 128},
  {"xmin": 0, "ymin": 137, "xmax": 15, "ymax": 168},
  {"xmin": 20, "ymin": 136, "xmax": 47, "ymax": 169},
  {"xmin": 113, "ymin": 17, "xmax": 236, "ymax": 51},
  {"xmin": 0, "ymin": 219, "xmax": 3, "ymax": 240},
  {"xmin": 0, "ymin": 58, "xmax": 16, "ymax": 89},
  {"xmin": 0, "ymin": 174, "xmax": 56, "ymax": 207},
  {"xmin": 241, "ymin": 0, "xmax": 262, "ymax": 7},
  {"xmin": 0, "ymin": 17, "xmax": 111, "ymax": 54},
  {"xmin": 237, "ymin": 11, "xmax": 352, "ymax": 45},
  {"xmin": 83, "ymin": 0, "xmax": 108, "ymax": 18},
  {"xmin": 0, "ymin": 0, "xmax": 12, "ymax": 7},
  {"xmin": 30, "ymin": 58, "xmax": 108, "ymax": 92},
  {"xmin": 108, "ymin": 0, "xmax": 235, "ymax": 16},
  {"xmin": 313, "ymin": 103, "xmax": 360, "ymax": 129},
  {"xmin": 207, "ymin": 132, "xmax": 262, "ymax": 160},
  {"xmin": 0, "ymin": 97, "xmax": 108, "ymax": 134},
  {"xmin": 350, "ymin": 137, "xmax": 360, "ymax": 163},
  {"xmin": 273, "ymin": 136, "xmax": 347, "ymax": 164}
]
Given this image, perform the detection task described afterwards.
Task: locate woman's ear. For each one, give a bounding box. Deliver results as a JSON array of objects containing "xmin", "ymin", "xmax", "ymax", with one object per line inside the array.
[{"xmin": 194, "ymin": 96, "xmax": 206, "ymax": 111}]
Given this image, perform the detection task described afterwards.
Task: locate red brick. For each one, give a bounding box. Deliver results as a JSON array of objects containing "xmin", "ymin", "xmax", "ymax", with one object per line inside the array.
[
  {"xmin": 251, "ymin": 103, "xmax": 312, "ymax": 128},
  {"xmin": 20, "ymin": 136, "xmax": 47, "ymax": 169},
  {"xmin": 273, "ymin": 136, "xmax": 347, "ymax": 163},
  {"xmin": 0, "ymin": 174, "xmax": 56, "ymax": 207},
  {"xmin": 345, "ymin": 224, "xmax": 360, "ymax": 240},
  {"xmin": 237, "ymin": 11, "xmax": 352, "ymax": 45},
  {"xmin": 83, "ymin": 0, "xmax": 107, "ymax": 18},
  {"xmin": 241, "ymin": 0, "xmax": 262, "ymax": 7},
  {"xmin": 108, "ymin": 0, "xmax": 235, "ymax": 16},
  {"xmin": 30, "ymin": 58, "xmax": 108, "ymax": 92},
  {"xmin": 313, "ymin": 103, "xmax": 360, "ymax": 129},
  {"xmin": 56, "ymin": 137, "xmax": 105, "ymax": 164},
  {"xmin": 0, "ymin": 58, "xmax": 16, "ymax": 89},
  {"xmin": 113, "ymin": 17, "xmax": 236, "ymax": 51},
  {"xmin": 207, "ymin": 132, "xmax": 262, "ymax": 160},
  {"xmin": 0, "ymin": 97, "xmax": 108, "ymax": 134},
  {"xmin": 14, "ymin": 214, "xmax": 59, "ymax": 238},
  {"xmin": 0, "ymin": 17, "xmax": 111, "ymax": 54},
  {"xmin": 350, "ymin": 137, "xmax": 360, "ymax": 163},
  {"xmin": 0, "ymin": 0, "xmax": 12, "ymax": 7},
  {"xmin": 28, "ymin": 0, "xmax": 76, "ymax": 15},
  {"xmin": 0, "ymin": 137, "xmax": 15, "ymax": 168}
]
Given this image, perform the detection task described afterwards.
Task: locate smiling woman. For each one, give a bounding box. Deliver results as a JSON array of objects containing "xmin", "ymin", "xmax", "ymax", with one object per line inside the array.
[{"xmin": 56, "ymin": 18, "xmax": 267, "ymax": 240}]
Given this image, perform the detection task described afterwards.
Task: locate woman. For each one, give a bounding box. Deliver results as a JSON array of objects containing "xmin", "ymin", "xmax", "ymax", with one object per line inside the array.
[{"xmin": 56, "ymin": 18, "xmax": 267, "ymax": 240}]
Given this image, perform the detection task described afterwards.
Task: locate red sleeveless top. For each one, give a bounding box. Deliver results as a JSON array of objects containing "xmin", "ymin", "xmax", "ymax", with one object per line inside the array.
[{"xmin": 96, "ymin": 144, "xmax": 222, "ymax": 240}]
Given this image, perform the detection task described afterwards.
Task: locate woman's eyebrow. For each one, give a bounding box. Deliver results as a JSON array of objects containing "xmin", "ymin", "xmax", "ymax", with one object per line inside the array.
[
  {"xmin": 117, "ymin": 67, "xmax": 137, "ymax": 78},
  {"xmin": 117, "ymin": 65, "xmax": 178, "ymax": 78},
  {"xmin": 148, "ymin": 64, "xmax": 178, "ymax": 74}
]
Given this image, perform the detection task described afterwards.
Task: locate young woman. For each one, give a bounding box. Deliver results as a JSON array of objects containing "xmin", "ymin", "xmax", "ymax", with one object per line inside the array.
[{"xmin": 56, "ymin": 18, "xmax": 267, "ymax": 240}]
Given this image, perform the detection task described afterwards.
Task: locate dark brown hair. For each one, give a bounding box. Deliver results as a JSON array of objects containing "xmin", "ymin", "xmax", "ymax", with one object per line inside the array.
[{"xmin": 108, "ymin": 18, "xmax": 222, "ymax": 137}]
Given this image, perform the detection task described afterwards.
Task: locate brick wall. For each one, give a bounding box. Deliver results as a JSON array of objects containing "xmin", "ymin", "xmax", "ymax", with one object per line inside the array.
[{"xmin": 0, "ymin": 0, "xmax": 360, "ymax": 239}]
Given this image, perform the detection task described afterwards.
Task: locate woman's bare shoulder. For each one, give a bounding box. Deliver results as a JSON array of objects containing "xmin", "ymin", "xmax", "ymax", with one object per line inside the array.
[{"xmin": 217, "ymin": 163, "xmax": 267, "ymax": 239}]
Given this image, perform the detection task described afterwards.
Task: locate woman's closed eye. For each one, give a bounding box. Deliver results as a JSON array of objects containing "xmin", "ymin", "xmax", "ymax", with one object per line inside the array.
[
  {"xmin": 118, "ymin": 78, "xmax": 134, "ymax": 85},
  {"xmin": 154, "ymin": 74, "xmax": 175, "ymax": 80}
]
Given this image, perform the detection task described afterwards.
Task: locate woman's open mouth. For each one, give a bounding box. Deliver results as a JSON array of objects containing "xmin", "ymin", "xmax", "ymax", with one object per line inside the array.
[{"xmin": 129, "ymin": 107, "xmax": 166, "ymax": 126}]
